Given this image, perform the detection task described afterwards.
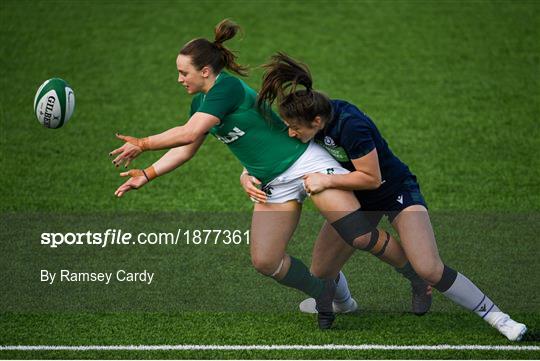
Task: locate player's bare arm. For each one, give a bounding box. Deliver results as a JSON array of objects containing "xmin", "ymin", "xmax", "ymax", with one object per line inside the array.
[
  {"xmin": 303, "ymin": 148, "xmax": 382, "ymax": 194},
  {"xmin": 110, "ymin": 112, "xmax": 218, "ymax": 167},
  {"xmin": 114, "ymin": 136, "xmax": 206, "ymax": 198}
]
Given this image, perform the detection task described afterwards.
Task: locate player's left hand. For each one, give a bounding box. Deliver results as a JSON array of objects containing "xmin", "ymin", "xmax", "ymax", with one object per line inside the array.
[
  {"xmin": 114, "ymin": 169, "xmax": 149, "ymax": 197},
  {"xmin": 303, "ymin": 173, "xmax": 331, "ymax": 195},
  {"xmin": 109, "ymin": 133, "xmax": 148, "ymax": 168}
]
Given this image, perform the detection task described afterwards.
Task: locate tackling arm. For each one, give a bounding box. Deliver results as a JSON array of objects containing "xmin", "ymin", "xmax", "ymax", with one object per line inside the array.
[
  {"xmin": 325, "ymin": 148, "xmax": 382, "ymax": 190},
  {"xmin": 303, "ymin": 148, "xmax": 382, "ymax": 195}
]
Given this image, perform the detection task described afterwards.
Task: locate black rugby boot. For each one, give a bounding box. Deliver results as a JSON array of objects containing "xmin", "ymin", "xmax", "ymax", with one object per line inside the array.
[
  {"xmin": 412, "ymin": 279, "xmax": 432, "ymax": 316},
  {"xmin": 315, "ymin": 278, "xmax": 336, "ymax": 329}
]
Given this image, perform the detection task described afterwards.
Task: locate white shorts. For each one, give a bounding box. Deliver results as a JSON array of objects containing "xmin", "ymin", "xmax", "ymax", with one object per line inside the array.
[{"xmin": 262, "ymin": 141, "xmax": 349, "ymax": 203}]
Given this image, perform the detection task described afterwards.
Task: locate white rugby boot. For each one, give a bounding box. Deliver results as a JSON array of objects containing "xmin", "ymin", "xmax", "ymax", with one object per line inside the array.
[
  {"xmin": 487, "ymin": 312, "xmax": 527, "ymax": 341},
  {"xmin": 299, "ymin": 296, "xmax": 358, "ymax": 314}
]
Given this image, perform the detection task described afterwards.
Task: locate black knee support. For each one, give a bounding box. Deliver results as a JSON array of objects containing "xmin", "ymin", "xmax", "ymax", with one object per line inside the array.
[
  {"xmin": 372, "ymin": 231, "xmax": 391, "ymax": 257},
  {"xmin": 362, "ymin": 229, "xmax": 379, "ymax": 251},
  {"xmin": 331, "ymin": 208, "xmax": 374, "ymax": 246}
]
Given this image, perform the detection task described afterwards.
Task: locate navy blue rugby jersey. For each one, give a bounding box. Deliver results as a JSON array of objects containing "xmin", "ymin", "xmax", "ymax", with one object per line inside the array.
[{"xmin": 314, "ymin": 99, "xmax": 413, "ymax": 203}]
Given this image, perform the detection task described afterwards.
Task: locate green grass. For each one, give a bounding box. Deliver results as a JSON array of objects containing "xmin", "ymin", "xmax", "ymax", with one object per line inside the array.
[
  {"xmin": 1, "ymin": 312, "xmax": 539, "ymax": 359},
  {"xmin": 1, "ymin": 0, "xmax": 539, "ymax": 359}
]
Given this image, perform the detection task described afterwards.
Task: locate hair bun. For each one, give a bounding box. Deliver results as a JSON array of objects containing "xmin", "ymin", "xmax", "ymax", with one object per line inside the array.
[{"xmin": 214, "ymin": 19, "xmax": 240, "ymax": 43}]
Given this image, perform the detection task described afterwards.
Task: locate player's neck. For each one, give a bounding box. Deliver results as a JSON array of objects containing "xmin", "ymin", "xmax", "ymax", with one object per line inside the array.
[{"xmin": 202, "ymin": 72, "xmax": 221, "ymax": 94}]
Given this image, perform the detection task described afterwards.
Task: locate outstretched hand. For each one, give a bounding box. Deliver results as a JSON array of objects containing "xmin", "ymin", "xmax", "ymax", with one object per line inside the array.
[
  {"xmin": 109, "ymin": 133, "xmax": 148, "ymax": 168},
  {"xmin": 114, "ymin": 169, "xmax": 149, "ymax": 197}
]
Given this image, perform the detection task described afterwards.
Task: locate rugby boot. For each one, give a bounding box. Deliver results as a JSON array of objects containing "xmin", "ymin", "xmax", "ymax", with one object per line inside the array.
[
  {"xmin": 411, "ymin": 279, "xmax": 432, "ymax": 316},
  {"xmin": 299, "ymin": 296, "xmax": 358, "ymax": 314},
  {"xmin": 315, "ymin": 278, "xmax": 336, "ymax": 329},
  {"xmin": 489, "ymin": 312, "xmax": 527, "ymax": 341}
]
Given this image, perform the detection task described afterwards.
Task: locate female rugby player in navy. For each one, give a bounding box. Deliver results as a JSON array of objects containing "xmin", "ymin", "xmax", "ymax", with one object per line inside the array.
[{"xmin": 244, "ymin": 52, "xmax": 527, "ymax": 341}]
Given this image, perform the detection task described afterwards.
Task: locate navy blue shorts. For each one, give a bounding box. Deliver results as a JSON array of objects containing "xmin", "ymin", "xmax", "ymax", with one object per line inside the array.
[{"xmin": 358, "ymin": 176, "xmax": 428, "ymax": 226}]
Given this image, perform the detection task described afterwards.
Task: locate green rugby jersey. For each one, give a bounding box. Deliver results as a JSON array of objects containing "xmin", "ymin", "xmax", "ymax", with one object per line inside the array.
[{"xmin": 190, "ymin": 72, "xmax": 307, "ymax": 184}]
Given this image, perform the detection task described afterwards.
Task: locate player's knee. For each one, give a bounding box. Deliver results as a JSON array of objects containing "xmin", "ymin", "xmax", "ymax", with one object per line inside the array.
[
  {"xmin": 413, "ymin": 260, "xmax": 444, "ymax": 284},
  {"xmin": 353, "ymin": 229, "xmax": 392, "ymax": 258},
  {"xmin": 251, "ymin": 256, "xmax": 281, "ymax": 277},
  {"xmin": 351, "ymin": 231, "xmax": 374, "ymax": 249}
]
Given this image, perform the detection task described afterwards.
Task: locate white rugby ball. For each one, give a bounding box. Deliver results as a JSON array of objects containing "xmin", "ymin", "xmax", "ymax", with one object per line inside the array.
[{"xmin": 34, "ymin": 78, "xmax": 75, "ymax": 129}]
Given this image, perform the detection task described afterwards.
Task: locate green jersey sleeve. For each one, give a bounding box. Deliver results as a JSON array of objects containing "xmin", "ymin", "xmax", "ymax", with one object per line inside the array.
[{"xmin": 196, "ymin": 77, "xmax": 245, "ymax": 120}]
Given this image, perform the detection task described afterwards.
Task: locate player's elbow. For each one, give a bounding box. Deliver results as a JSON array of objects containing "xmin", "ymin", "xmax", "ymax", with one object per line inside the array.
[
  {"xmin": 180, "ymin": 132, "xmax": 201, "ymax": 146},
  {"xmin": 180, "ymin": 128, "xmax": 198, "ymax": 145},
  {"xmin": 173, "ymin": 125, "xmax": 199, "ymax": 146},
  {"xmin": 184, "ymin": 135, "xmax": 197, "ymax": 145}
]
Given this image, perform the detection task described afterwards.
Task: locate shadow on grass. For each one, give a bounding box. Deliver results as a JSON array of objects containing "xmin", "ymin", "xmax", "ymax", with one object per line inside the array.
[{"xmin": 522, "ymin": 330, "xmax": 540, "ymax": 342}]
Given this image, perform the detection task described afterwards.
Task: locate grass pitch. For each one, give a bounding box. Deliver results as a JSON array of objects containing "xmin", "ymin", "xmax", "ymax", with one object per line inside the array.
[{"xmin": 1, "ymin": 0, "xmax": 539, "ymax": 359}]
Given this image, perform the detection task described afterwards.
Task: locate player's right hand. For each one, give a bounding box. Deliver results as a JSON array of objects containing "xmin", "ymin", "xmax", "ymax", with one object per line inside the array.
[
  {"xmin": 240, "ymin": 173, "xmax": 267, "ymax": 203},
  {"xmin": 114, "ymin": 169, "xmax": 149, "ymax": 197},
  {"xmin": 110, "ymin": 133, "xmax": 149, "ymax": 168}
]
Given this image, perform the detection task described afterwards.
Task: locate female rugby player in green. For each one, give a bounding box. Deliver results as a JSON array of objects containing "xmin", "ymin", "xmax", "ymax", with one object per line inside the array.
[
  {"xmin": 246, "ymin": 52, "xmax": 528, "ymax": 341},
  {"xmin": 110, "ymin": 19, "xmax": 429, "ymax": 329}
]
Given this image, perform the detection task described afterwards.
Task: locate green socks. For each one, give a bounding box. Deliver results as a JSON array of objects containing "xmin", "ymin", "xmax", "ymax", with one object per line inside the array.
[
  {"xmin": 277, "ymin": 256, "xmax": 324, "ymax": 298},
  {"xmin": 395, "ymin": 261, "xmax": 423, "ymax": 283}
]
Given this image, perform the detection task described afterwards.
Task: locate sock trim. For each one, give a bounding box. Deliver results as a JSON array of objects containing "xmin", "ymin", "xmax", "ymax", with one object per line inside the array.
[
  {"xmin": 335, "ymin": 294, "xmax": 351, "ymax": 304},
  {"xmin": 433, "ymin": 265, "xmax": 458, "ymax": 292},
  {"xmin": 472, "ymin": 295, "xmax": 486, "ymax": 312},
  {"xmin": 270, "ymin": 257, "xmax": 284, "ymax": 277},
  {"xmin": 481, "ymin": 303, "xmax": 496, "ymax": 319}
]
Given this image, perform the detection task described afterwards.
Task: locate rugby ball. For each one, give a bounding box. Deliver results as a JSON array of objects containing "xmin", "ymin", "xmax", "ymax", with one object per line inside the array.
[{"xmin": 34, "ymin": 78, "xmax": 75, "ymax": 129}]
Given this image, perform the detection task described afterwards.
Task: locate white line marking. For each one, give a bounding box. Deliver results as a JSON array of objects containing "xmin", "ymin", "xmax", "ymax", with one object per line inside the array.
[{"xmin": 1, "ymin": 344, "xmax": 539, "ymax": 351}]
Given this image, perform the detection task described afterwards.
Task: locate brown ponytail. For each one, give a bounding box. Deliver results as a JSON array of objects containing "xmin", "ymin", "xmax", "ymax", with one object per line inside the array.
[
  {"xmin": 258, "ymin": 52, "xmax": 332, "ymax": 126},
  {"xmin": 180, "ymin": 19, "xmax": 248, "ymax": 77}
]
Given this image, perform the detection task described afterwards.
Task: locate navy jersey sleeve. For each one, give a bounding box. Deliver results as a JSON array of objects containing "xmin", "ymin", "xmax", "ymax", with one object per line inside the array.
[{"xmin": 339, "ymin": 117, "xmax": 376, "ymax": 159}]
